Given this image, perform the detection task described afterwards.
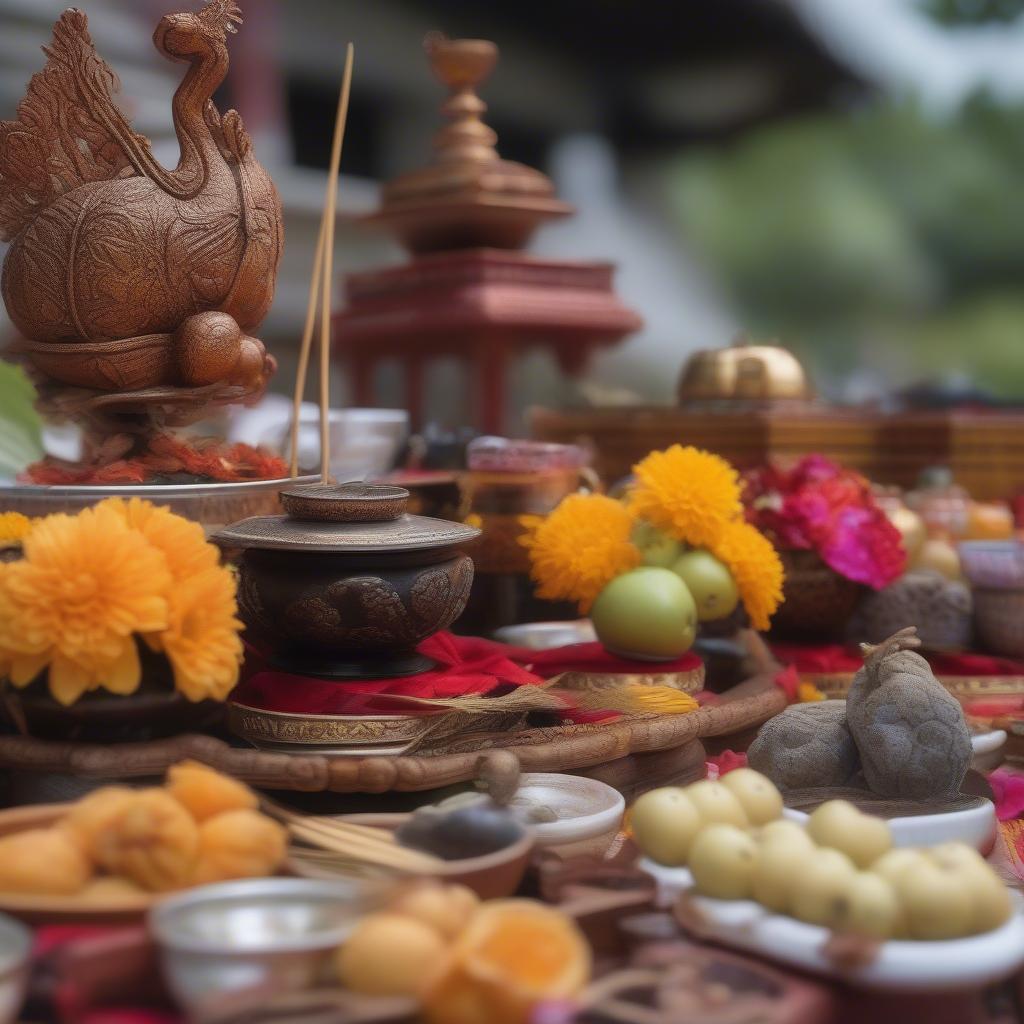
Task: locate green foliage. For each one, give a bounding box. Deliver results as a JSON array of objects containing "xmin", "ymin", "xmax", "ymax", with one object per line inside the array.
[
  {"xmin": 0, "ymin": 360, "xmax": 43, "ymax": 478},
  {"xmin": 669, "ymin": 96, "xmax": 1024, "ymax": 395},
  {"xmin": 921, "ymin": 0, "xmax": 1024, "ymax": 25}
]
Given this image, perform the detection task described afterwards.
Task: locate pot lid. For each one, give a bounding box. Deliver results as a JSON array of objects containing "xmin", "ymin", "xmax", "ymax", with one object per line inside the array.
[{"xmin": 213, "ymin": 483, "xmax": 480, "ymax": 554}]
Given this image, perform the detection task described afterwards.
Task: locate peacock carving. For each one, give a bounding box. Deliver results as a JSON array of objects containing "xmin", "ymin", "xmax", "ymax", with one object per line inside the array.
[{"xmin": 0, "ymin": 0, "xmax": 282, "ymax": 411}]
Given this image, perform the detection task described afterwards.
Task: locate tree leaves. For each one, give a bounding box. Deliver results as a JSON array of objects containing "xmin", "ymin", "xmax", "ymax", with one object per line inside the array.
[{"xmin": 0, "ymin": 360, "xmax": 43, "ymax": 480}]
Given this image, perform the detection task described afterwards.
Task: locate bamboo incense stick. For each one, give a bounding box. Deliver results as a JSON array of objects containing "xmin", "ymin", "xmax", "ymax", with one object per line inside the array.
[
  {"xmin": 319, "ymin": 42, "xmax": 354, "ymax": 483},
  {"xmin": 289, "ymin": 222, "xmax": 325, "ymax": 477}
]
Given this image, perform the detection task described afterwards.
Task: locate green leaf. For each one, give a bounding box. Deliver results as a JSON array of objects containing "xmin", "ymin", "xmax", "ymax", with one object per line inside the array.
[{"xmin": 0, "ymin": 360, "xmax": 43, "ymax": 478}]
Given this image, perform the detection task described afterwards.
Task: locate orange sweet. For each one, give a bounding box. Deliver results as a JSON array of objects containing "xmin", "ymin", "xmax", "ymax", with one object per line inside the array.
[
  {"xmin": 191, "ymin": 809, "xmax": 287, "ymax": 884},
  {"xmin": 0, "ymin": 827, "xmax": 92, "ymax": 895},
  {"xmin": 166, "ymin": 760, "xmax": 258, "ymax": 822},
  {"xmin": 62, "ymin": 786, "xmax": 139, "ymax": 864},
  {"xmin": 423, "ymin": 900, "xmax": 591, "ymax": 1024}
]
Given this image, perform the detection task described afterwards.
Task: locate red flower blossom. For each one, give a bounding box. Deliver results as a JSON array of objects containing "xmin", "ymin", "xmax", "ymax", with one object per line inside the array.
[{"xmin": 743, "ymin": 456, "xmax": 906, "ymax": 589}]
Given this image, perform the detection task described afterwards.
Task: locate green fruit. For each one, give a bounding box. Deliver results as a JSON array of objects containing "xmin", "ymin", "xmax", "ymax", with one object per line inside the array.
[
  {"xmin": 631, "ymin": 521, "xmax": 682, "ymax": 568},
  {"xmin": 590, "ymin": 567, "xmax": 697, "ymax": 660},
  {"xmin": 670, "ymin": 550, "xmax": 739, "ymax": 622}
]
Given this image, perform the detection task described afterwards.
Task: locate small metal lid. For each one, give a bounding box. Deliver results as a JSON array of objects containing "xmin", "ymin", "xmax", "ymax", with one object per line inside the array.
[{"xmin": 213, "ymin": 482, "xmax": 480, "ymax": 554}]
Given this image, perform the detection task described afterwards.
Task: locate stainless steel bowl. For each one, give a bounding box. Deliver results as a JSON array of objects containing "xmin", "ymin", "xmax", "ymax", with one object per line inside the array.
[
  {"xmin": 150, "ymin": 878, "xmax": 379, "ymax": 1018},
  {"xmin": 0, "ymin": 913, "xmax": 30, "ymax": 1024}
]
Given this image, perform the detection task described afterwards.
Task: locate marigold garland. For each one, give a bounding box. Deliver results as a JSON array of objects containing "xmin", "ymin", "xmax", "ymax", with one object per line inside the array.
[
  {"xmin": 0, "ymin": 512, "xmax": 31, "ymax": 545},
  {"xmin": 521, "ymin": 493, "xmax": 640, "ymax": 613},
  {"xmin": 630, "ymin": 445, "xmax": 742, "ymax": 548},
  {"xmin": 708, "ymin": 518, "xmax": 785, "ymax": 632}
]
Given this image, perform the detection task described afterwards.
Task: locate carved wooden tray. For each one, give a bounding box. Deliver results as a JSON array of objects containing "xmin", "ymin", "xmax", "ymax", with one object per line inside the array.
[{"xmin": 0, "ymin": 676, "xmax": 783, "ymax": 795}]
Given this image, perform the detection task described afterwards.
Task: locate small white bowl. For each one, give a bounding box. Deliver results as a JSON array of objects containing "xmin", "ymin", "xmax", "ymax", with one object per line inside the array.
[
  {"xmin": 971, "ymin": 728, "xmax": 1008, "ymax": 772},
  {"xmin": 0, "ymin": 913, "xmax": 30, "ymax": 1024},
  {"xmin": 508, "ymin": 773, "xmax": 625, "ymax": 856},
  {"xmin": 783, "ymin": 797, "xmax": 997, "ymax": 854}
]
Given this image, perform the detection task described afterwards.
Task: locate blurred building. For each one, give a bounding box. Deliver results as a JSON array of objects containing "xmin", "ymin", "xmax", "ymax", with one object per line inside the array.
[{"xmin": 0, "ymin": 0, "xmax": 867, "ymax": 431}]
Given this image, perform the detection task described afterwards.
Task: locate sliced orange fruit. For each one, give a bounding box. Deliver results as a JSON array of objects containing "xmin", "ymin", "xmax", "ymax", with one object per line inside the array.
[{"xmin": 423, "ymin": 899, "xmax": 591, "ymax": 1024}]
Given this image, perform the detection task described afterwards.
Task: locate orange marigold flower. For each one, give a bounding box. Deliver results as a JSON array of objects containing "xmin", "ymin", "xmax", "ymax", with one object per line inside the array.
[
  {"xmin": 708, "ymin": 519, "xmax": 785, "ymax": 632},
  {"xmin": 0, "ymin": 512, "xmax": 31, "ymax": 546},
  {"xmin": 151, "ymin": 565, "xmax": 244, "ymax": 703},
  {"xmin": 521, "ymin": 494, "xmax": 640, "ymax": 613},
  {"xmin": 0, "ymin": 504, "xmax": 171, "ymax": 705},
  {"xmin": 629, "ymin": 445, "xmax": 742, "ymax": 548},
  {"xmin": 99, "ymin": 497, "xmax": 219, "ymax": 583}
]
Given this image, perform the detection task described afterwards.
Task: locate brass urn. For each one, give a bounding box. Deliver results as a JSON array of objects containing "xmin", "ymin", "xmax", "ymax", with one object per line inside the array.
[{"xmin": 677, "ymin": 335, "xmax": 813, "ymax": 404}]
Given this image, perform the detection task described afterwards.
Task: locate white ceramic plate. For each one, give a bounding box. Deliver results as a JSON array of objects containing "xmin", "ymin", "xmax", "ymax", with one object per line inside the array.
[
  {"xmin": 783, "ymin": 799, "xmax": 997, "ymax": 854},
  {"xmin": 509, "ymin": 773, "xmax": 625, "ymax": 847},
  {"xmin": 639, "ymin": 858, "xmax": 1024, "ymax": 992}
]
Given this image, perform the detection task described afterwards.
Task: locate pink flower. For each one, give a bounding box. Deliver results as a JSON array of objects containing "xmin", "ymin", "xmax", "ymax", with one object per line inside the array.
[
  {"xmin": 706, "ymin": 750, "xmax": 747, "ymax": 779},
  {"xmin": 989, "ymin": 768, "xmax": 1024, "ymax": 822}
]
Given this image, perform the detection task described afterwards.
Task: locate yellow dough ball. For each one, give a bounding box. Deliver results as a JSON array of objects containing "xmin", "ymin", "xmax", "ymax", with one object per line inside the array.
[
  {"xmin": 62, "ymin": 787, "xmax": 139, "ymax": 864},
  {"xmin": 93, "ymin": 788, "xmax": 199, "ymax": 892},
  {"xmin": 929, "ymin": 843, "xmax": 1011, "ymax": 934},
  {"xmin": 629, "ymin": 788, "xmax": 703, "ymax": 866},
  {"xmin": 791, "ymin": 848, "xmax": 857, "ymax": 926},
  {"xmin": 871, "ymin": 848, "xmax": 930, "ymax": 890},
  {"xmin": 807, "ymin": 801, "xmax": 891, "ymax": 868},
  {"xmin": 0, "ymin": 827, "xmax": 91, "ymax": 895},
  {"xmin": 721, "ymin": 769, "xmax": 784, "ymax": 826},
  {"xmin": 685, "ymin": 780, "xmax": 749, "ymax": 829},
  {"xmin": 689, "ymin": 824, "xmax": 758, "ymax": 900},
  {"xmin": 752, "ymin": 833, "xmax": 815, "ymax": 913},
  {"xmin": 832, "ymin": 872, "xmax": 903, "ymax": 940},
  {"xmin": 758, "ymin": 819, "xmax": 816, "ymax": 852},
  {"xmin": 389, "ymin": 882, "xmax": 480, "ymax": 941},
  {"xmin": 191, "ymin": 809, "xmax": 287, "ymax": 885},
  {"xmin": 337, "ymin": 913, "xmax": 448, "ymax": 996},
  {"xmin": 79, "ymin": 876, "xmax": 147, "ymax": 903},
  {"xmin": 166, "ymin": 761, "xmax": 258, "ymax": 823}
]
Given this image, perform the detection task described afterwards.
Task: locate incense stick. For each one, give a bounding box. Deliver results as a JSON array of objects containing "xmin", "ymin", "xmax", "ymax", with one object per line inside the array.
[
  {"xmin": 288, "ymin": 43, "xmax": 354, "ymax": 481},
  {"xmin": 319, "ymin": 42, "xmax": 354, "ymax": 483}
]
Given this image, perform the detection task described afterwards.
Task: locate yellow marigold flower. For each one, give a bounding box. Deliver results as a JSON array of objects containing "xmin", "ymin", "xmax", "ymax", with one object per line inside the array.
[
  {"xmin": 629, "ymin": 445, "xmax": 742, "ymax": 548},
  {"xmin": 0, "ymin": 512, "xmax": 31, "ymax": 545},
  {"xmin": 522, "ymin": 493, "xmax": 640, "ymax": 613},
  {"xmin": 798, "ymin": 681, "xmax": 826, "ymax": 703},
  {"xmin": 152, "ymin": 565, "xmax": 243, "ymax": 703},
  {"xmin": 708, "ymin": 519, "xmax": 785, "ymax": 632},
  {"xmin": 0, "ymin": 504, "xmax": 171, "ymax": 705},
  {"xmin": 99, "ymin": 497, "xmax": 218, "ymax": 582}
]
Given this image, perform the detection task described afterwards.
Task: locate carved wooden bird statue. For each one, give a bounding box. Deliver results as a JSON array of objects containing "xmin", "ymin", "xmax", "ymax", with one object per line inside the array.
[
  {"xmin": 846, "ymin": 626, "xmax": 971, "ymax": 800},
  {"xmin": 0, "ymin": 1, "xmax": 282, "ymax": 399}
]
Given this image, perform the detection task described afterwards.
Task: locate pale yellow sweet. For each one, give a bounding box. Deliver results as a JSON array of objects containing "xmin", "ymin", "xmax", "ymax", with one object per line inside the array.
[
  {"xmin": 337, "ymin": 913, "xmax": 448, "ymax": 996},
  {"xmin": 78, "ymin": 876, "xmax": 147, "ymax": 903},
  {"xmin": 832, "ymin": 872, "xmax": 903, "ymax": 940},
  {"xmin": 166, "ymin": 760, "xmax": 258, "ymax": 823},
  {"xmin": 758, "ymin": 819, "xmax": 816, "ymax": 852},
  {"xmin": 870, "ymin": 848, "xmax": 930, "ymax": 889},
  {"xmin": 929, "ymin": 843, "xmax": 1011, "ymax": 934},
  {"xmin": 629, "ymin": 788, "xmax": 702, "ymax": 866},
  {"xmin": 806, "ymin": 800, "xmax": 891, "ymax": 868},
  {"xmin": 689, "ymin": 824, "xmax": 758, "ymax": 900},
  {"xmin": 897, "ymin": 861, "xmax": 973, "ymax": 940},
  {"xmin": 93, "ymin": 788, "xmax": 199, "ymax": 892},
  {"xmin": 0, "ymin": 827, "xmax": 91, "ymax": 895},
  {"xmin": 752, "ymin": 833, "xmax": 815, "ymax": 913},
  {"xmin": 191, "ymin": 809, "xmax": 287, "ymax": 885},
  {"xmin": 389, "ymin": 882, "xmax": 480, "ymax": 941},
  {"xmin": 791, "ymin": 848, "xmax": 857, "ymax": 926},
  {"xmin": 685, "ymin": 781, "xmax": 749, "ymax": 830},
  {"xmin": 720, "ymin": 769, "xmax": 783, "ymax": 826}
]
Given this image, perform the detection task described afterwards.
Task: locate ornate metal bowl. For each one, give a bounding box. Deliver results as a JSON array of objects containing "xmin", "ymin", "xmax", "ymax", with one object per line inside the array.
[{"xmin": 214, "ymin": 483, "xmax": 480, "ymax": 679}]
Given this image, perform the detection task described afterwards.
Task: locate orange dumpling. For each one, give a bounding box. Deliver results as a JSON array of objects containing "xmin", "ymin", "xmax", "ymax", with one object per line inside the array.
[
  {"xmin": 166, "ymin": 760, "xmax": 258, "ymax": 823},
  {"xmin": 62, "ymin": 786, "xmax": 139, "ymax": 864},
  {"xmin": 0, "ymin": 827, "xmax": 92, "ymax": 895},
  {"xmin": 191, "ymin": 809, "xmax": 287, "ymax": 884},
  {"xmin": 93, "ymin": 789, "xmax": 199, "ymax": 891}
]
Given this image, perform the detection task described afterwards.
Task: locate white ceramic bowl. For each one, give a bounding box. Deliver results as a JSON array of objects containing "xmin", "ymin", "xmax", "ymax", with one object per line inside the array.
[
  {"xmin": 508, "ymin": 773, "xmax": 625, "ymax": 856},
  {"xmin": 0, "ymin": 914, "xmax": 30, "ymax": 1024},
  {"xmin": 971, "ymin": 728, "xmax": 1007, "ymax": 772},
  {"xmin": 492, "ymin": 620, "xmax": 597, "ymax": 651},
  {"xmin": 782, "ymin": 798, "xmax": 997, "ymax": 854},
  {"xmin": 638, "ymin": 859, "xmax": 1024, "ymax": 991}
]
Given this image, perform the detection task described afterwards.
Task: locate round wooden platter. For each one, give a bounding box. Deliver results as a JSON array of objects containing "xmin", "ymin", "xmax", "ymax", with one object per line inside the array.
[{"xmin": 0, "ymin": 675, "xmax": 783, "ymax": 795}]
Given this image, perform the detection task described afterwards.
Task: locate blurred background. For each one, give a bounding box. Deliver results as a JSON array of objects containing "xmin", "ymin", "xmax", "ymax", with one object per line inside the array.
[{"xmin": 3, "ymin": 0, "xmax": 1024, "ymax": 439}]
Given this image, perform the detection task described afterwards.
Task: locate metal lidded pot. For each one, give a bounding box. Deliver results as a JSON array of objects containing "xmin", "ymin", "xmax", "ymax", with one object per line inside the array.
[{"xmin": 214, "ymin": 483, "xmax": 480, "ymax": 679}]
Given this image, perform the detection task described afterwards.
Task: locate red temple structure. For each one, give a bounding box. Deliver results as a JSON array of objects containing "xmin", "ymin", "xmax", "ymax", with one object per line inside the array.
[{"xmin": 334, "ymin": 33, "xmax": 641, "ymax": 434}]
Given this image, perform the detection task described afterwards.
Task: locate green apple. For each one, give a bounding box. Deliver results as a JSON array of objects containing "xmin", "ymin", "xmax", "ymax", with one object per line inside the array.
[
  {"xmin": 632, "ymin": 521, "xmax": 683, "ymax": 568},
  {"xmin": 671, "ymin": 549, "xmax": 740, "ymax": 622},
  {"xmin": 590, "ymin": 567, "xmax": 697, "ymax": 660}
]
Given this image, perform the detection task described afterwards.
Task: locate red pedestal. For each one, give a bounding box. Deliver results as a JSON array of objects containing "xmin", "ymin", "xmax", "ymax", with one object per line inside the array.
[{"xmin": 334, "ymin": 248, "xmax": 642, "ymax": 433}]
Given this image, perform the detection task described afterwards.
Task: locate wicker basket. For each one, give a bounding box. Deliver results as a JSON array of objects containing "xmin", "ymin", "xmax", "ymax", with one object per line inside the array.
[{"xmin": 771, "ymin": 549, "xmax": 863, "ymax": 641}]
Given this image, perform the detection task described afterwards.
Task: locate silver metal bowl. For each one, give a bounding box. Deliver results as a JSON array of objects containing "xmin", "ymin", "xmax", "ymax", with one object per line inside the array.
[
  {"xmin": 150, "ymin": 877, "xmax": 379, "ymax": 1018},
  {"xmin": 0, "ymin": 913, "xmax": 30, "ymax": 1024}
]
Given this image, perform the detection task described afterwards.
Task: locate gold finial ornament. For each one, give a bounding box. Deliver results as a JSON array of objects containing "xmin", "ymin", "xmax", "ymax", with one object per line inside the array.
[
  {"xmin": 677, "ymin": 333, "xmax": 814, "ymax": 404},
  {"xmin": 364, "ymin": 33, "xmax": 572, "ymax": 252}
]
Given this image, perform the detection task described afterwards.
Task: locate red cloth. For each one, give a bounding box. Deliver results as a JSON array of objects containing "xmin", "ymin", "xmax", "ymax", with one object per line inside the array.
[
  {"xmin": 233, "ymin": 634, "xmax": 704, "ymax": 717},
  {"xmin": 771, "ymin": 642, "xmax": 1024, "ymax": 678},
  {"xmin": 772, "ymin": 664, "xmax": 801, "ymax": 701}
]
